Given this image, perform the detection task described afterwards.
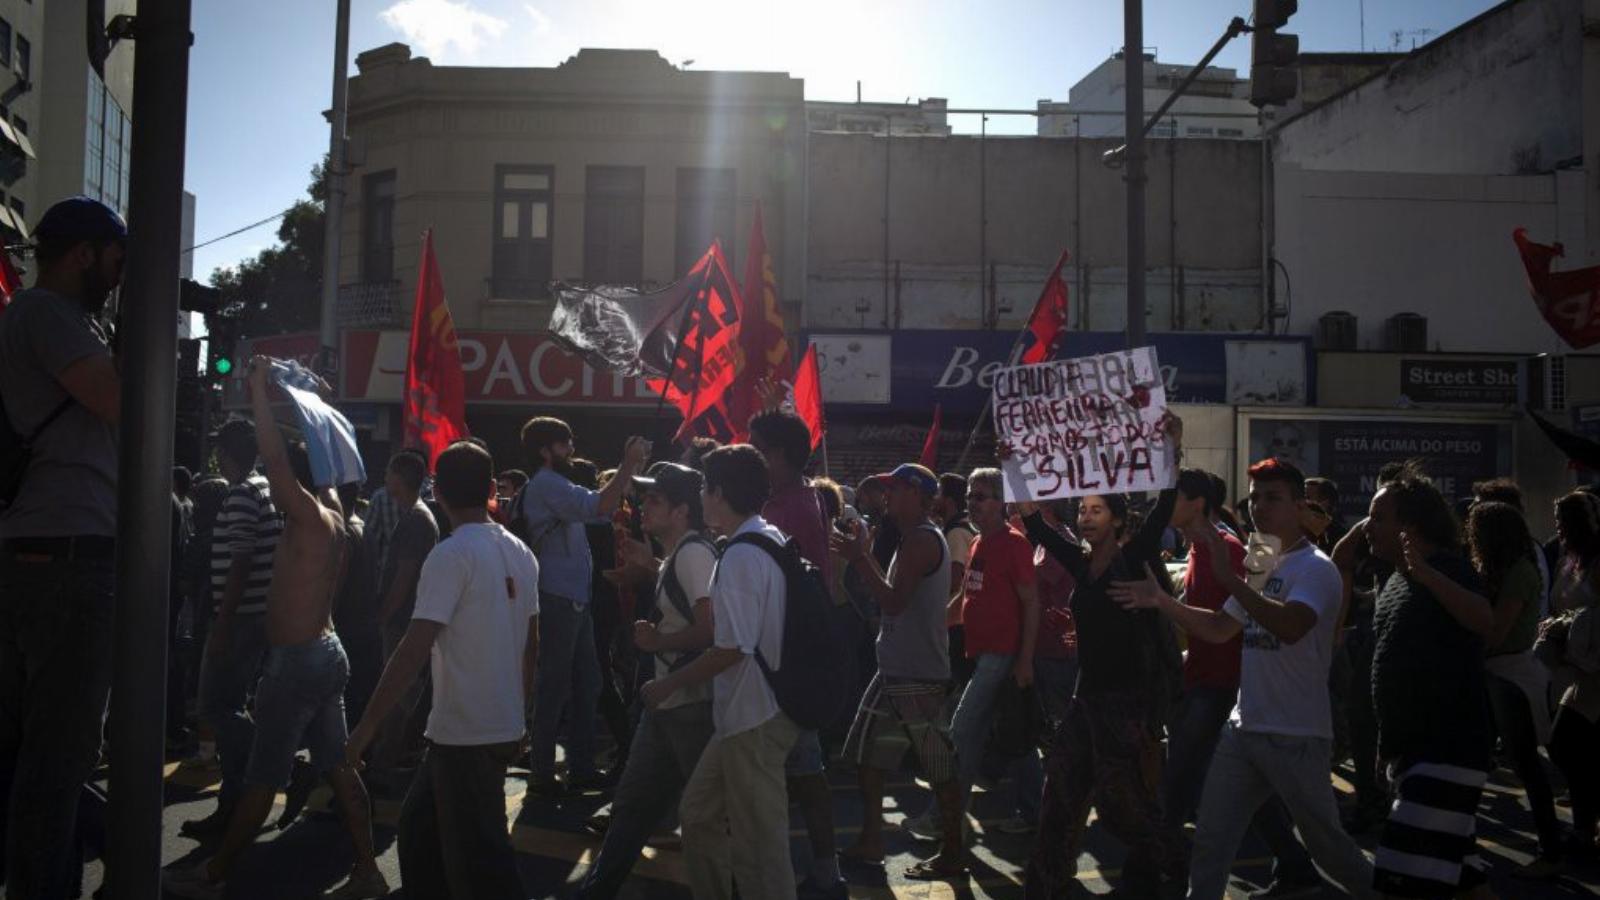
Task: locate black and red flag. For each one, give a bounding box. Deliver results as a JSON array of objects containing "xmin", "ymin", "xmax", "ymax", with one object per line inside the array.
[
  {"xmin": 1513, "ymin": 228, "xmax": 1600, "ymax": 350},
  {"xmin": 549, "ymin": 243, "xmax": 746, "ymax": 441}
]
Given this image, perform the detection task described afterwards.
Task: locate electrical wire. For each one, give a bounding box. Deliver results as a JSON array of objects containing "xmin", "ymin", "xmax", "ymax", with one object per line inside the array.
[{"xmin": 182, "ymin": 208, "xmax": 292, "ymax": 255}]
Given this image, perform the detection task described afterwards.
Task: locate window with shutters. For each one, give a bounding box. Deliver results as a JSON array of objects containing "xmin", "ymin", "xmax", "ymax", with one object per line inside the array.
[
  {"xmin": 675, "ymin": 168, "xmax": 735, "ymax": 278},
  {"xmin": 490, "ymin": 165, "xmax": 554, "ymax": 299},
  {"xmin": 583, "ymin": 166, "xmax": 644, "ymax": 285}
]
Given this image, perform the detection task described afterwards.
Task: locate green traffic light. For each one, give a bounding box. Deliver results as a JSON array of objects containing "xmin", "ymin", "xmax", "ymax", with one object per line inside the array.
[{"xmin": 214, "ymin": 358, "xmax": 233, "ymax": 375}]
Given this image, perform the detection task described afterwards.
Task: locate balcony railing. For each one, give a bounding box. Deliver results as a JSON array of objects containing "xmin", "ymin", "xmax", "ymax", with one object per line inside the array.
[{"xmin": 336, "ymin": 280, "xmax": 404, "ymax": 329}]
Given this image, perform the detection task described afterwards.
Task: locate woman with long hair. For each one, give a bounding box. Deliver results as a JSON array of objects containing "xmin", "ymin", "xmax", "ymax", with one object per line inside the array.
[
  {"xmin": 1468, "ymin": 501, "xmax": 1561, "ymax": 875},
  {"xmin": 1545, "ymin": 490, "xmax": 1600, "ymax": 857},
  {"xmin": 1017, "ymin": 416, "xmax": 1188, "ymax": 899}
]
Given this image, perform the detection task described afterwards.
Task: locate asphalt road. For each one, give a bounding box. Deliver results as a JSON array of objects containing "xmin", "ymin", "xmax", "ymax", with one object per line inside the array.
[{"xmin": 65, "ymin": 750, "xmax": 1600, "ymax": 899}]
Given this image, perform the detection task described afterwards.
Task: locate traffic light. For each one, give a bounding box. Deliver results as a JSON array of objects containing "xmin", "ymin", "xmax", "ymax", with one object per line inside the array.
[
  {"xmin": 179, "ymin": 279, "xmax": 221, "ymax": 316},
  {"xmin": 1250, "ymin": 0, "xmax": 1299, "ymax": 107},
  {"xmin": 206, "ymin": 317, "xmax": 239, "ymax": 382}
]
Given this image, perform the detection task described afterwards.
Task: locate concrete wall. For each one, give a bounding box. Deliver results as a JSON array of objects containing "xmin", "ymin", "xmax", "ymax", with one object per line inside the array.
[
  {"xmin": 1273, "ymin": 0, "xmax": 1583, "ymax": 175},
  {"xmin": 1274, "ymin": 166, "xmax": 1584, "ymax": 353},
  {"xmin": 340, "ymin": 47, "xmax": 806, "ymax": 332},
  {"xmin": 805, "ymin": 132, "xmax": 1264, "ymax": 332}
]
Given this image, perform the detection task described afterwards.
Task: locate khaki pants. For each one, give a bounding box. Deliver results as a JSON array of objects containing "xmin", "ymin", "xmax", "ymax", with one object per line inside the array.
[{"xmin": 680, "ymin": 712, "xmax": 801, "ymax": 900}]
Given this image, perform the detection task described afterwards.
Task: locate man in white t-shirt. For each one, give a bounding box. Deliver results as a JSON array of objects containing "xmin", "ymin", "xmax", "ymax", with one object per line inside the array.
[
  {"xmin": 1112, "ymin": 458, "xmax": 1375, "ymax": 900},
  {"xmin": 346, "ymin": 440, "xmax": 540, "ymax": 900},
  {"xmin": 577, "ymin": 463, "xmax": 718, "ymax": 900},
  {"xmin": 641, "ymin": 445, "xmax": 799, "ymax": 900}
]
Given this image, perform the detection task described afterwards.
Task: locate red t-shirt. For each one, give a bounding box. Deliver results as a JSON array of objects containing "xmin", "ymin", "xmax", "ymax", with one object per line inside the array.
[
  {"xmin": 762, "ymin": 482, "xmax": 834, "ymax": 585},
  {"xmin": 960, "ymin": 526, "xmax": 1037, "ymax": 658},
  {"xmin": 1182, "ymin": 525, "xmax": 1247, "ymax": 689}
]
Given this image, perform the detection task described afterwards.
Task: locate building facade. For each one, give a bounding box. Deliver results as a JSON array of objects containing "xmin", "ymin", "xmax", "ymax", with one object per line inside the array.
[
  {"xmin": 806, "ymin": 97, "xmax": 951, "ymax": 135},
  {"xmin": 0, "ymin": 0, "xmax": 135, "ymax": 247},
  {"xmin": 329, "ymin": 44, "xmax": 806, "ymax": 456},
  {"xmin": 283, "ymin": 2, "xmax": 1596, "ymax": 530},
  {"xmin": 1036, "ymin": 53, "xmax": 1260, "ymax": 140}
]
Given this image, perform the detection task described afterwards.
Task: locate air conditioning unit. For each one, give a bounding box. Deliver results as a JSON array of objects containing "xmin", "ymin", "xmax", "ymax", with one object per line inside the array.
[
  {"xmin": 1316, "ymin": 311, "xmax": 1357, "ymax": 350},
  {"xmin": 1385, "ymin": 312, "xmax": 1427, "ymax": 352}
]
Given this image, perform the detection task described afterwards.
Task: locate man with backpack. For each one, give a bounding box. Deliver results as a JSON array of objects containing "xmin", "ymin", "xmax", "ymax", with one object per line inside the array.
[
  {"xmin": 641, "ymin": 443, "xmax": 800, "ymax": 900},
  {"xmin": 515, "ymin": 417, "xmax": 648, "ymax": 796},
  {"xmin": 577, "ymin": 462, "xmax": 718, "ymax": 899},
  {"xmin": 0, "ymin": 197, "xmax": 126, "ymax": 898}
]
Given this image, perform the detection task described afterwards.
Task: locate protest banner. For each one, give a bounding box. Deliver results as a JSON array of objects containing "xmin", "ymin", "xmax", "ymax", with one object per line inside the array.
[{"xmin": 992, "ymin": 346, "xmax": 1178, "ymax": 501}]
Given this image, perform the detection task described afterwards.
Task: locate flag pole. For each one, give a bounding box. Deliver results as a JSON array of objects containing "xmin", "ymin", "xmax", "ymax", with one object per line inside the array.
[
  {"xmin": 955, "ymin": 248, "xmax": 1072, "ymax": 472},
  {"xmin": 653, "ymin": 258, "xmax": 712, "ymax": 446},
  {"xmin": 821, "ymin": 431, "xmax": 831, "ymax": 478}
]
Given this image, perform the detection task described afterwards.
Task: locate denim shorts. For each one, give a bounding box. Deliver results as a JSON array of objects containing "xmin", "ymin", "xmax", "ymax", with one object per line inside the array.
[{"xmin": 245, "ymin": 633, "xmax": 351, "ymax": 789}]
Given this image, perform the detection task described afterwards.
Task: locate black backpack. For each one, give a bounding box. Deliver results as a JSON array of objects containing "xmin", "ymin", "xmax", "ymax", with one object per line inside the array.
[
  {"xmin": 725, "ymin": 532, "xmax": 856, "ymax": 731},
  {"xmin": 0, "ymin": 393, "xmax": 72, "ymax": 511},
  {"xmin": 653, "ymin": 533, "xmax": 718, "ymax": 672}
]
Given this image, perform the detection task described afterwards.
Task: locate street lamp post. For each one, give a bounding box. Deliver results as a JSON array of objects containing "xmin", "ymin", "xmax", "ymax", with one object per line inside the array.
[{"xmin": 1124, "ymin": 0, "xmax": 1147, "ymax": 350}]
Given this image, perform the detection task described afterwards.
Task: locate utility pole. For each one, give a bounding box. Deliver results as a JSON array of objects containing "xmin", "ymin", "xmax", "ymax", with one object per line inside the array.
[
  {"xmin": 1123, "ymin": 0, "xmax": 1147, "ymax": 349},
  {"xmin": 107, "ymin": 0, "xmax": 192, "ymax": 894},
  {"xmin": 318, "ymin": 0, "xmax": 351, "ymax": 377}
]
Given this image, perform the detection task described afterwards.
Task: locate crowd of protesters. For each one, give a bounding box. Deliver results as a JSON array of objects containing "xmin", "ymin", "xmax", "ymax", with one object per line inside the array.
[{"xmin": 4, "ymin": 196, "xmax": 1600, "ymax": 900}]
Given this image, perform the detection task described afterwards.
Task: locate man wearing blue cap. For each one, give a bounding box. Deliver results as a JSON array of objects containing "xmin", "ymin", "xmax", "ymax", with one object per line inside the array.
[{"xmin": 0, "ymin": 196, "xmax": 127, "ymax": 897}]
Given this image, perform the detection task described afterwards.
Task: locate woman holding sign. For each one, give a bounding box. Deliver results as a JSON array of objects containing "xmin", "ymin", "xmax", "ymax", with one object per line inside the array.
[{"xmin": 1017, "ymin": 414, "xmax": 1187, "ymax": 900}]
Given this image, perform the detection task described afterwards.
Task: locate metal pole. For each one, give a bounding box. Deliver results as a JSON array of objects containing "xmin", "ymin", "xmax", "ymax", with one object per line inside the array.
[
  {"xmin": 318, "ymin": 0, "xmax": 352, "ymax": 375},
  {"xmin": 108, "ymin": 0, "xmax": 191, "ymax": 895},
  {"xmin": 1123, "ymin": 0, "xmax": 1147, "ymax": 349},
  {"xmin": 881, "ymin": 118, "xmax": 891, "ymax": 328},
  {"xmin": 979, "ymin": 114, "xmax": 987, "ymax": 327}
]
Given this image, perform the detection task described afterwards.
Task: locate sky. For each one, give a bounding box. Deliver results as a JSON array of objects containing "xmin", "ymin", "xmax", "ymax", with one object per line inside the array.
[{"xmin": 185, "ymin": 0, "xmax": 1503, "ymax": 284}]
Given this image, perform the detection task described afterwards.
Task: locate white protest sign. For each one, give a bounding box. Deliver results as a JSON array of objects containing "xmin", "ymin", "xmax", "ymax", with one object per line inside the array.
[{"xmin": 992, "ymin": 346, "xmax": 1177, "ymax": 501}]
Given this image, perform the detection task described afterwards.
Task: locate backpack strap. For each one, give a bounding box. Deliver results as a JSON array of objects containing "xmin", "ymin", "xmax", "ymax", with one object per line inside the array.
[
  {"xmin": 26, "ymin": 397, "xmax": 74, "ymax": 444},
  {"xmin": 661, "ymin": 533, "xmax": 716, "ymax": 625},
  {"xmin": 724, "ymin": 531, "xmax": 801, "ymax": 679}
]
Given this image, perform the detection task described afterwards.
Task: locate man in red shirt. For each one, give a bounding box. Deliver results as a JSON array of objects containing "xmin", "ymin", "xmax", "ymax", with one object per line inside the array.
[
  {"xmin": 1162, "ymin": 468, "xmax": 1246, "ymax": 825},
  {"xmin": 939, "ymin": 467, "xmax": 1039, "ymax": 864}
]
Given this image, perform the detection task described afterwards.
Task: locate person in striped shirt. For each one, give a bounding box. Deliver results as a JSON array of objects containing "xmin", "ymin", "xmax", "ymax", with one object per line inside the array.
[{"xmin": 180, "ymin": 418, "xmax": 283, "ymax": 837}]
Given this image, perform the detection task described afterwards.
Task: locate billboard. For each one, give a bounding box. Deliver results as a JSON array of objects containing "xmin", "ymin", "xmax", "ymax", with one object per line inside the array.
[{"xmin": 1243, "ymin": 413, "xmax": 1513, "ymax": 522}]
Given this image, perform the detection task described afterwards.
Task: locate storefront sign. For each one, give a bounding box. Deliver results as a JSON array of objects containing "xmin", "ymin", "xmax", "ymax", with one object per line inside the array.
[
  {"xmin": 1399, "ymin": 359, "xmax": 1518, "ymax": 404},
  {"xmin": 1245, "ymin": 416, "xmax": 1511, "ymax": 522},
  {"xmin": 226, "ymin": 330, "xmax": 659, "ymax": 409},
  {"xmin": 815, "ymin": 330, "xmax": 1311, "ymax": 414},
  {"xmin": 342, "ymin": 331, "xmax": 658, "ymax": 406},
  {"xmin": 993, "ymin": 348, "xmax": 1177, "ymax": 501}
]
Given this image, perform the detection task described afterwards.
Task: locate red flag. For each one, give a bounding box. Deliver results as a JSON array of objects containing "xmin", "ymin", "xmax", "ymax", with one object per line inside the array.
[
  {"xmin": 918, "ymin": 403, "xmax": 942, "ymax": 471},
  {"xmin": 1514, "ymin": 228, "xmax": 1600, "ymax": 349},
  {"xmin": 0, "ymin": 249, "xmax": 21, "ymax": 315},
  {"xmin": 403, "ymin": 229, "xmax": 469, "ymax": 469},
  {"xmin": 791, "ymin": 344, "xmax": 824, "ymax": 451},
  {"xmin": 642, "ymin": 243, "xmax": 746, "ymax": 441},
  {"xmin": 721, "ymin": 204, "xmax": 791, "ymax": 441},
  {"xmin": 1019, "ymin": 249, "xmax": 1072, "ymax": 365}
]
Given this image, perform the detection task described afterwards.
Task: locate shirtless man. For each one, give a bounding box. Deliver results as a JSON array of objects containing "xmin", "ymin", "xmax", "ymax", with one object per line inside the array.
[{"xmin": 165, "ymin": 357, "xmax": 387, "ymax": 900}]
